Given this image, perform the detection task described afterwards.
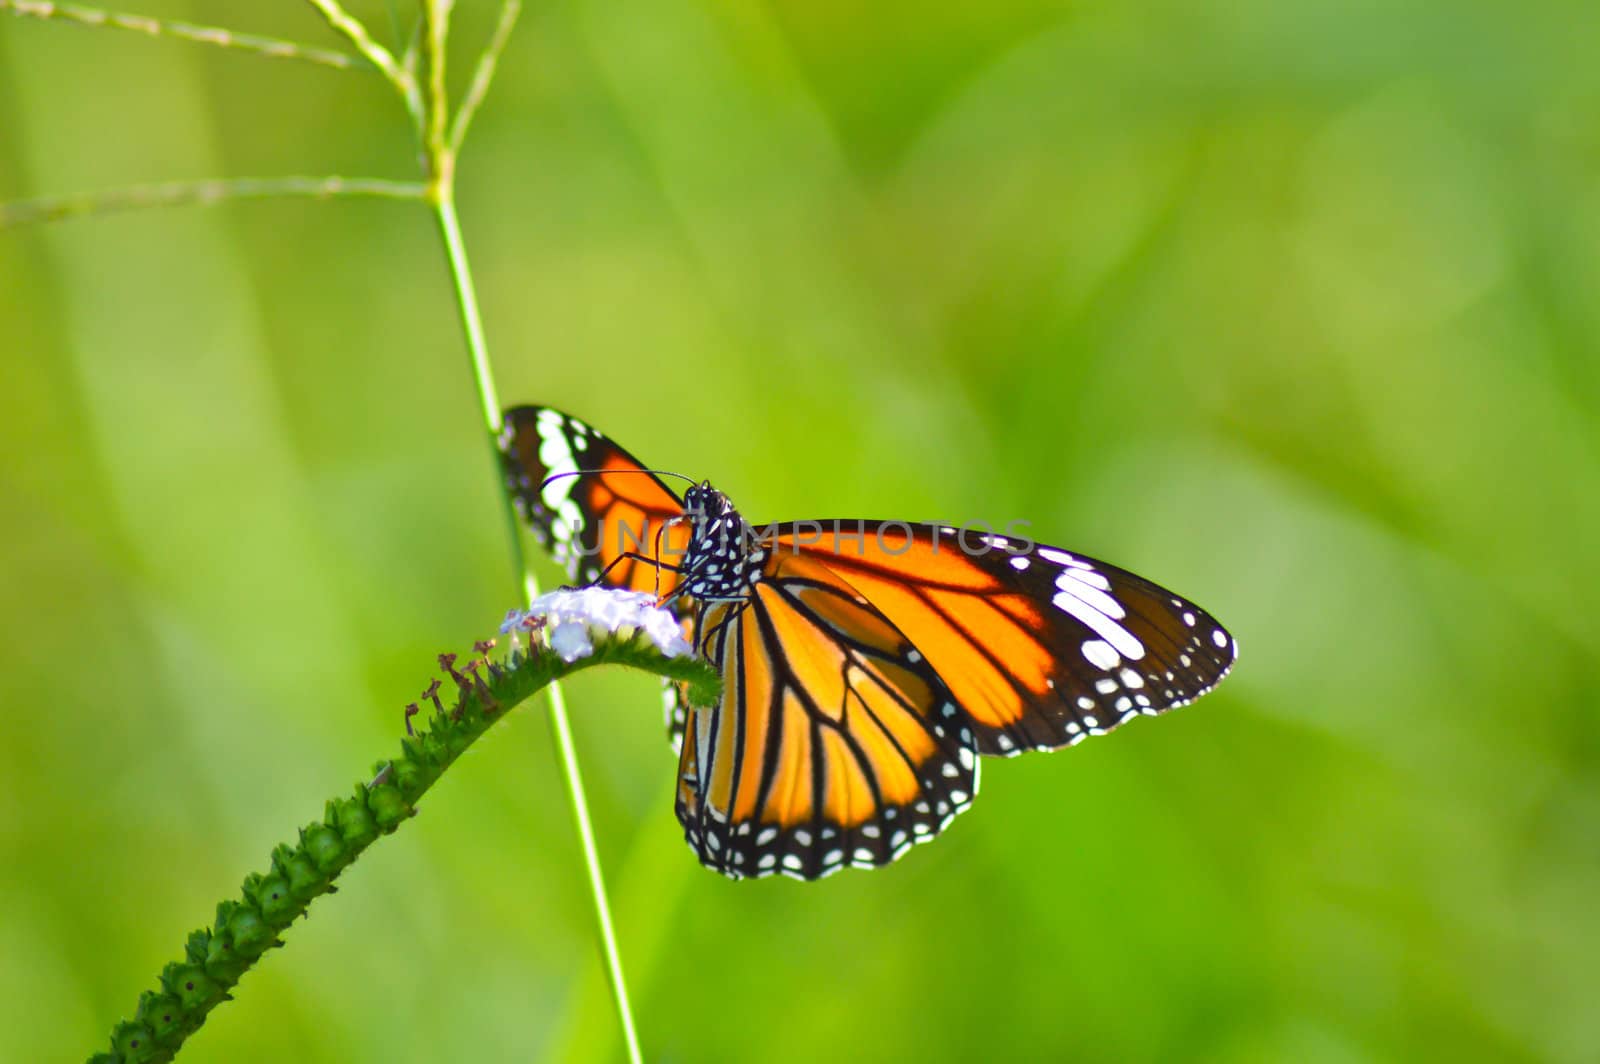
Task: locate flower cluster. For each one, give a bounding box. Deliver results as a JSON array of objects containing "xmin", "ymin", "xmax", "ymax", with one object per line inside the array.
[{"xmin": 501, "ymin": 587, "xmax": 693, "ymax": 663}]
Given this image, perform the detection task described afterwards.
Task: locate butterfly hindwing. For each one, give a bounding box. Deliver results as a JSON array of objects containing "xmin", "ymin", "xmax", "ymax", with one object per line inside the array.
[
  {"xmin": 675, "ymin": 551, "xmax": 978, "ymax": 880},
  {"xmin": 769, "ymin": 523, "xmax": 1237, "ymax": 756}
]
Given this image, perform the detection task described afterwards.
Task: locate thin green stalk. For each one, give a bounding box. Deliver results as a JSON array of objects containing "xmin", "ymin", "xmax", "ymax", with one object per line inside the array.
[
  {"xmin": 302, "ymin": 0, "xmax": 402, "ymax": 79},
  {"xmin": 0, "ymin": 0, "xmax": 361, "ymax": 69},
  {"xmin": 423, "ymin": 11, "xmax": 641, "ymax": 1051},
  {"xmin": 539, "ymin": 580, "xmax": 645, "ymax": 1064},
  {"xmin": 0, "ymin": 176, "xmax": 425, "ymax": 228},
  {"xmin": 303, "ymin": 0, "xmax": 423, "ymax": 128},
  {"xmin": 431, "ymin": 195, "xmax": 636, "ymax": 1049},
  {"xmin": 428, "ymin": 6, "xmax": 646, "ymax": 1036},
  {"xmin": 431, "ymin": 188, "xmax": 646, "ymax": 1064},
  {"xmin": 449, "ymin": 0, "xmax": 520, "ymax": 156},
  {"xmin": 421, "ymin": 0, "xmax": 451, "ymax": 181},
  {"xmin": 432, "ymin": 197, "xmax": 499, "ymax": 425}
]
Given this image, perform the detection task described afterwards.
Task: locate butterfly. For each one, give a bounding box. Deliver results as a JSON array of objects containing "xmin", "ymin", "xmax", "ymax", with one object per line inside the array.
[{"xmin": 499, "ymin": 405, "xmax": 1237, "ymax": 880}]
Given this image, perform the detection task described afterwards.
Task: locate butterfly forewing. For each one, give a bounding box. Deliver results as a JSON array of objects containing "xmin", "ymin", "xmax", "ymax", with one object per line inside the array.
[
  {"xmin": 769, "ymin": 523, "xmax": 1237, "ymax": 756},
  {"xmin": 676, "ymin": 552, "xmax": 978, "ymax": 880},
  {"xmin": 499, "ymin": 405, "xmax": 691, "ymax": 595}
]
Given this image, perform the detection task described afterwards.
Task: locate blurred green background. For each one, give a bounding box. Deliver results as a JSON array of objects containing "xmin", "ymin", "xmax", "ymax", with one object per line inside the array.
[{"xmin": 4, "ymin": 1, "xmax": 1599, "ymax": 1060}]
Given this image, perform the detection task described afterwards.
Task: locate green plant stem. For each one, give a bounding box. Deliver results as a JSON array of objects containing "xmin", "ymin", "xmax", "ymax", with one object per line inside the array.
[
  {"xmin": 303, "ymin": 0, "xmax": 423, "ymax": 128},
  {"xmin": 0, "ymin": 0, "xmax": 362, "ymax": 69},
  {"xmin": 422, "ymin": 0, "xmax": 452, "ymax": 182},
  {"xmin": 430, "ymin": 187, "xmax": 646, "ymax": 1064},
  {"xmin": 420, "ymin": 10, "xmax": 643, "ymax": 1059},
  {"xmin": 541, "ymin": 609, "xmax": 646, "ymax": 1064},
  {"xmin": 302, "ymin": 0, "xmax": 402, "ymax": 80},
  {"xmin": 432, "ymin": 197, "xmax": 499, "ymax": 428},
  {"xmin": 449, "ymin": 0, "xmax": 520, "ymax": 155},
  {"xmin": 0, "ymin": 176, "xmax": 425, "ymax": 228},
  {"xmin": 88, "ymin": 635, "xmax": 721, "ymax": 1064},
  {"xmin": 423, "ymin": 5, "xmax": 643, "ymax": 1042}
]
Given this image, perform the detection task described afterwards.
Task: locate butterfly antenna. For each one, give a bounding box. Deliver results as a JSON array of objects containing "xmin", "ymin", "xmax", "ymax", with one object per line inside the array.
[{"xmin": 539, "ymin": 467, "xmax": 698, "ymax": 492}]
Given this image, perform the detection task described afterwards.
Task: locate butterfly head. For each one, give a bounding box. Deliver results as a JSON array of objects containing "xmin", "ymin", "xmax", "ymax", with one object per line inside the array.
[
  {"xmin": 683, "ymin": 481, "xmax": 730, "ymax": 517},
  {"xmin": 679, "ymin": 482, "xmax": 761, "ymax": 603}
]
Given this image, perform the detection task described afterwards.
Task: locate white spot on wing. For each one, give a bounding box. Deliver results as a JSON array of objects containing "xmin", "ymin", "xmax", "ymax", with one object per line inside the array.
[
  {"xmin": 1038, "ymin": 547, "xmax": 1090, "ymax": 569},
  {"xmin": 1053, "ymin": 570, "xmax": 1125, "ymax": 619},
  {"xmin": 1081, "ymin": 639, "xmax": 1120, "ymax": 671},
  {"xmin": 1061, "ymin": 567, "xmax": 1111, "ymax": 591},
  {"xmin": 1053, "ymin": 589, "xmax": 1145, "ymax": 660}
]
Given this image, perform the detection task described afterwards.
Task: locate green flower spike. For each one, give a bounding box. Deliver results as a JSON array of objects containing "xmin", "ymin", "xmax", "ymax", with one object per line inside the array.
[{"xmin": 90, "ymin": 590, "xmax": 719, "ymax": 1062}]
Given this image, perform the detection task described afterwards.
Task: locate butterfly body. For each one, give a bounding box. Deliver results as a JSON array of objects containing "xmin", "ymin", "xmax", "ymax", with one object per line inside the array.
[
  {"xmin": 677, "ymin": 483, "xmax": 766, "ymax": 604},
  {"xmin": 500, "ymin": 406, "xmax": 1237, "ymax": 880}
]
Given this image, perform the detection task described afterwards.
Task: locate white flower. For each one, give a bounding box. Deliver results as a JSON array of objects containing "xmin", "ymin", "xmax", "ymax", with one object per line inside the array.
[
  {"xmin": 500, "ymin": 587, "xmax": 693, "ymax": 663},
  {"xmin": 547, "ymin": 621, "xmax": 595, "ymax": 663}
]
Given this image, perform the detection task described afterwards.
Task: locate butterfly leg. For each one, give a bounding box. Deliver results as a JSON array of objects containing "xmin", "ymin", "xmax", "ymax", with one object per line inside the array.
[{"xmin": 572, "ymin": 551, "xmax": 686, "ymax": 592}]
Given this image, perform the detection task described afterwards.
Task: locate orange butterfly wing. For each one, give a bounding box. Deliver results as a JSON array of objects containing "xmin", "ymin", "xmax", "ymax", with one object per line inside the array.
[
  {"xmin": 766, "ymin": 522, "xmax": 1237, "ymax": 755},
  {"xmin": 676, "ymin": 551, "xmax": 978, "ymax": 879},
  {"xmin": 499, "ymin": 406, "xmax": 691, "ymax": 596}
]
